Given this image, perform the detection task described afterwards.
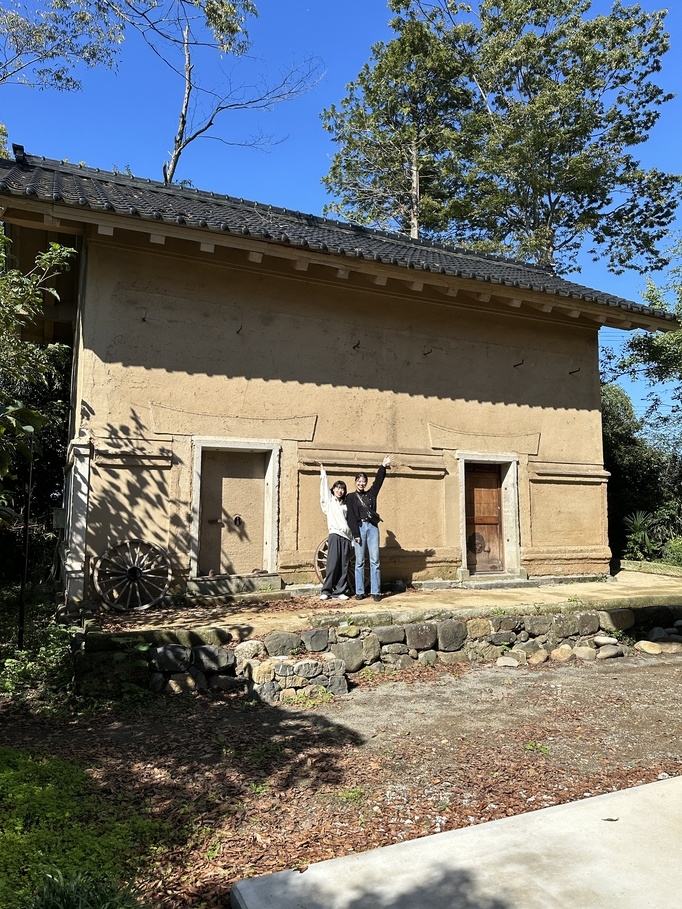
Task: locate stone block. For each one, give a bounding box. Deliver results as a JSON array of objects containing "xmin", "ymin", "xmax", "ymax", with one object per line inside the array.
[
  {"xmin": 550, "ymin": 644, "xmax": 575, "ymax": 662},
  {"xmin": 528, "ymin": 649, "xmax": 549, "ymax": 665},
  {"xmin": 578, "ymin": 612, "xmax": 600, "ymax": 636},
  {"xmin": 192, "ymin": 644, "xmax": 235, "ymax": 674},
  {"xmin": 404, "ymin": 623, "xmax": 438, "ymax": 651},
  {"xmin": 330, "ymin": 639, "xmax": 365, "ymax": 672},
  {"xmin": 337, "ymin": 624, "xmax": 360, "ymax": 638},
  {"xmin": 328, "ymin": 675, "xmax": 349, "ymax": 695},
  {"xmin": 234, "ymin": 640, "xmax": 267, "ymax": 663},
  {"xmin": 574, "ymin": 646, "xmax": 597, "ymax": 662},
  {"xmin": 362, "ymin": 633, "xmax": 381, "ymax": 664},
  {"xmin": 165, "ymin": 672, "xmax": 197, "ymax": 695},
  {"xmin": 320, "ymin": 656, "xmax": 346, "ymax": 676},
  {"xmin": 251, "ymin": 661, "xmax": 275, "ymax": 684},
  {"xmin": 374, "ymin": 625, "xmax": 405, "ymax": 645},
  {"xmin": 598, "ymin": 609, "xmax": 635, "ymax": 632},
  {"xmin": 293, "ymin": 659, "xmax": 322, "ymax": 679},
  {"xmin": 496, "ymin": 656, "xmax": 521, "ymax": 668},
  {"xmin": 524, "ymin": 616, "xmax": 551, "ymax": 636},
  {"xmin": 189, "ymin": 666, "xmax": 208, "ymax": 690},
  {"xmin": 552, "ymin": 614, "xmax": 579, "ymax": 638},
  {"xmin": 437, "ymin": 620, "xmax": 467, "ymax": 652},
  {"xmin": 634, "ymin": 640, "xmax": 662, "ymax": 654},
  {"xmin": 418, "ymin": 649, "xmax": 438, "ymax": 666},
  {"xmin": 382, "ymin": 643, "xmax": 409, "ymax": 654},
  {"xmin": 489, "ymin": 631, "xmax": 516, "ymax": 646},
  {"xmin": 438, "ymin": 651, "xmax": 471, "ymax": 664},
  {"xmin": 263, "ymin": 631, "xmax": 302, "ymax": 657},
  {"xmin": 301, "ymin": 628, "xmax": 329, "ymax": 652},
  {"xmin": 467, "ymin": 618, "xmax": 493, "ymax": 639},
  {"xmin": 596, "ymin": 644, "xmax": 624, "ymax": 660},
  {"xmin": 148, "ymin": 644, "xmax": 191, "ymax": 673}
]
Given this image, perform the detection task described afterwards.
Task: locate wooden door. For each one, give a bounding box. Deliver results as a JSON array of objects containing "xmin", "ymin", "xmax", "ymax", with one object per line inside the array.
[
  {"xmin": 198, "ymin": 450, "xmax": 266, "ymax": 576},
  {"xmin": 465, "ymin": 464, "xmax": 504, "ymax": 573}
]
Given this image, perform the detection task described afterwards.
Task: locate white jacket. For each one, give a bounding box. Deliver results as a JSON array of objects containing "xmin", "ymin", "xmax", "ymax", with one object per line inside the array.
[{"xmin": 320, "ymin": 469, "xmax": 352, "ymax": 540}]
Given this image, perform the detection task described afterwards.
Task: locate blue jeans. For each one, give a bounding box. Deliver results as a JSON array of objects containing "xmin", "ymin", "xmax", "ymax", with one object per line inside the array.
[{"xmin": 354, "ymin": 521, "xmax": 380, "ymax": 596}]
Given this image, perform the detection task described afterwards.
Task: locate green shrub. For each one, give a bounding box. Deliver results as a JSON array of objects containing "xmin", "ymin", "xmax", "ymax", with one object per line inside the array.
[
  {"xmin": 0, "ymin": 747, "xmax": 166, "ymax": 909},
  {"xmin": 26, "ymin": 869, "xmax": 149, "ymax": 909},
  {"xmin": 662, "ymin": 536, "xmax": 682, "ymax": 567}
]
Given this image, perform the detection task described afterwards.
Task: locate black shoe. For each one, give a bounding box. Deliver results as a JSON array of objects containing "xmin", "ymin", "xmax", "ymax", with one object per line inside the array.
[
  {"xmin": 355, "ymin": 594, "xmax": 366, "ymax": 601},
  {"xmin": 373, "ymin": 594, "xmax": 381, "ymax": 602}
]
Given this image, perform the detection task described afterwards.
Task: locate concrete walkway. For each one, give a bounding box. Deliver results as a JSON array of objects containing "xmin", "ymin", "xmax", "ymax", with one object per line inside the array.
[
  {"xmin": 120, "ymin": 568, "xmax": 682, "ymax": 640},
  {"xmin": 231, "ymin": 776, "xmax": 682, "ymax": 909}
]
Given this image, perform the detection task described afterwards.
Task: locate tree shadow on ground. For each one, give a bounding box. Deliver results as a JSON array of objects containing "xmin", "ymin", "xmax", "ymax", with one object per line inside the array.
[{"xmin": 232, "ymin": 864, "xmax": 511, "ymax": 909}]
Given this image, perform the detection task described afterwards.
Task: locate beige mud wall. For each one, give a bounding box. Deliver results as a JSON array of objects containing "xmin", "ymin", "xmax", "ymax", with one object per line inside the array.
[{"xmin": 74, "ymin": 236, "xmax": 609, "ymax": 584}]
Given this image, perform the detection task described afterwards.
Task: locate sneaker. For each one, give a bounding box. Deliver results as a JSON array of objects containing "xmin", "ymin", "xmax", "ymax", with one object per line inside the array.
[
  {"xmin": 320, "ymin": 593, "xmax": 330, "ymax": 600},
  {"xmin": 373, "ymin": 594, "xmax": 381, "ymax": 602},
  {"xmin": 335, "ymin": 593, "xmax": 349, "ymax": 601},
  {"xmin": 355, "ymin": 594, "xmax": 366, "ymax": 601}
]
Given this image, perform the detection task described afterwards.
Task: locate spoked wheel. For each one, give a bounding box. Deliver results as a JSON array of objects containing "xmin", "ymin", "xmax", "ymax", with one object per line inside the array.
[
  {"xmin": 93, "ymin": 539, "xmax": 172, "ymax": 611},
  {"xmin": 314, "ymin": 537, "xmax": 330, "ymax": 583}
]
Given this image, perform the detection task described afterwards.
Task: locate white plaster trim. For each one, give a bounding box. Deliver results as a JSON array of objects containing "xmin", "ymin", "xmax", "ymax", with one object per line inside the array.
[
  {"xmin": 63, "ymin": 440, "xmax": 92, "ymax": 602},
  {"xmin": 456, "ymin": 451, "xmax": 522, "ymax": 578},
  {"xmin": 190, "ymin": 437, "xmax": 281, "ymax": 578}
]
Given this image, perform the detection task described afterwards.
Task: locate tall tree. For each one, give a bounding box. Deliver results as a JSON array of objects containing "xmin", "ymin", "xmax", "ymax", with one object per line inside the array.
[
  {"xmin": 603, "ymin": 240, "xmax": 682, "ymax": 448},
  {"xmin": 325, "ymin": 0, "xmax": 680, "ymax": 273},
  {"xmin": 321, "ymin": 19, "xmax": 473, "ymax": 238}
]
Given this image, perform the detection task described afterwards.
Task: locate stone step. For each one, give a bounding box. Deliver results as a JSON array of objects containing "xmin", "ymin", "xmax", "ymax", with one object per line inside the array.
[{"xmin": 186, "ymin": 573, "xmax": 284, "ymax": 598}]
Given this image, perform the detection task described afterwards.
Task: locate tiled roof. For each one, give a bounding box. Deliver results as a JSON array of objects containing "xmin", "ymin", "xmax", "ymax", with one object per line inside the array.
[{"xmin": 0, "ymin": 149, "xmax": 675, "ymax": 323}]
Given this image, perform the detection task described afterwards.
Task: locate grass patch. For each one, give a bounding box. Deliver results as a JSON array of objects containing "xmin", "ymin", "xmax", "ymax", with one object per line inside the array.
[{"xmin": 0, "ymin": 746, "xmax": 169, "ymax": 909}]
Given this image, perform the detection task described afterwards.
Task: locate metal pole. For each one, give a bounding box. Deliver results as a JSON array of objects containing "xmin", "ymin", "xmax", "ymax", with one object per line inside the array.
[{"xmin": 17, "ymin": 435, "xmax": 34, "ymax": 651}]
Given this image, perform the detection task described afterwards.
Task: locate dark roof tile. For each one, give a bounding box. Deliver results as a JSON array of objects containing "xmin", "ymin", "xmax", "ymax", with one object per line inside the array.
[{"xmin": 0, "ymin": 152, "xmax": 675, "ymax": 323}]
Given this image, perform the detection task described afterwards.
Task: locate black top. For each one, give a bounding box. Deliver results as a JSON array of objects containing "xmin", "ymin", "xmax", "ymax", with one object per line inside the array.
[{"xmin": 346, "ymin": 466, "xmax": 387, "ymax": 539}]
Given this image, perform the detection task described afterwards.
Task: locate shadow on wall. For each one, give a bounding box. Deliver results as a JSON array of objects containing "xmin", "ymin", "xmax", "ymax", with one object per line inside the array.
[
  {"xmin": 232, "ymin": 865, "xmax": 511, "ymax": 909},
  {"xmin": 382, "ymin": 530, "xmax": 436, "ymax": 583},
  {"xmin": 85, "ymin": 254, "xmax": 597, "ymax": 412},
  {"xmin": 80, "ymin": 409, "xmax": 187, "ymax": 600}
]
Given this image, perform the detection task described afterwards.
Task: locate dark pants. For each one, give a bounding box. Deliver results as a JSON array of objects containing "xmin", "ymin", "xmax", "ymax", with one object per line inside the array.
[{"xmin": 322, "ymin": 534, "xmax": 351, "ymax": 596}]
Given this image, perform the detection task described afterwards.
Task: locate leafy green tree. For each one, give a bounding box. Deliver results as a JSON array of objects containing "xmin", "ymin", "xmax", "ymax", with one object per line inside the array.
[
  {"xmin": 321, "ymin": 18, "xmax": 473, "ymax": 238},
  {"xmin": 325, "ymin": 0, "xmax": 680, "ymax": 273},
  {"xmin": 604, "ymin": 244, "xmax": 682, "ymax": 448},
  {"xmin": 0, "ymin": 238, "xmax": 75, "ymax": 528},
  {"xmin": 601, "ymin": 383, "xmax": 671, "ymax": 561}
]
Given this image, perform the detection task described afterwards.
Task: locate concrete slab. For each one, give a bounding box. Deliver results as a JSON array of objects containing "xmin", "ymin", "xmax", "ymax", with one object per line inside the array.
[{"xmin": 231, "ymin": 777, "xmax": 682, "ymax": 909}]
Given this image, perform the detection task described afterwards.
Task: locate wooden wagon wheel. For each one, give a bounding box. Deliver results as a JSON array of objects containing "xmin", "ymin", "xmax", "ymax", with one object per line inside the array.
[{"xmin": 93, "ymin": 539, "xmax": 172, "ymax": 611}]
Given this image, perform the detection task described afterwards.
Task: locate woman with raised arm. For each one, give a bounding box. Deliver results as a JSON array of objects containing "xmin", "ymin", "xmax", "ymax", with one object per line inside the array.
[
  {"xmin": 346, "ymin": 455, "xmax": 393, "ymax": 602},
  {"xmin": 315, "ymin": 461, "xmax": 352, "ymax": 601}
]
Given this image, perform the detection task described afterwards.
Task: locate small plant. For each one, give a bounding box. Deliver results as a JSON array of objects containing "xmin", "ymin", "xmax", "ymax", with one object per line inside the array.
[
  {"xmin": 339, "ymin": 786, "xmax": 364, "ymax": 804},
  {"xmin": 623, "ymin": 510, "xmax": 657, "ymax": 560},
  {"xmin": 245, "ymin": 742, "xmax": 283, "ymax": 765},
  {"xmin": 492, "ymin": 608, "xmax": 507, "ymax": 617},
  {"xmin": 249, "ymin": 781, "xmax": 267, "ymax": 795},
  {"xmin": 524, "ymin": 741, "xmax": 549, "ymax": 755},
  {"xmin": 26, "ymin": 869, "xmax": 149, "ymax": 909},
  {"xmin": 662, "ymin": 536, "xmax": 682, "ymax": 567}
]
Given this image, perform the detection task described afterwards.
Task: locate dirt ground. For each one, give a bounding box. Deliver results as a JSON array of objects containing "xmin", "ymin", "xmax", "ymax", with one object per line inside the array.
[{"xmin": 2, "ymin": 651, "xmax": 681, "ymax": 908}]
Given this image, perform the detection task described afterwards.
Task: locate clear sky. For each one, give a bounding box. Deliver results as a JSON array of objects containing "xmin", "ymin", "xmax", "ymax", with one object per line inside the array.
[{"xmin": 5, "ymin": 0, "xmax": 681, "ymax": 415}]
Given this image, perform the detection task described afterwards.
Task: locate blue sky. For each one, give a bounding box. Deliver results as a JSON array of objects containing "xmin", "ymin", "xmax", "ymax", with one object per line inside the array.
[{"xmin": 4, "ymin": 0, "xmax": 681, "ymax": 415}]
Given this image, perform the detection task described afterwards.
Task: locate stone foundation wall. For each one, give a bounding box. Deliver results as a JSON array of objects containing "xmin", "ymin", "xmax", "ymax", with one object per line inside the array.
[{"xmin": 72, "ymin": 603, "xmax": 682, "ymax": 700}]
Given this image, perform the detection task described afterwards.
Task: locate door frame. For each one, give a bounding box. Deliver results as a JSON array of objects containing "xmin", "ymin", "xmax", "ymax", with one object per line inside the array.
[
  {"xmin": 190, "ymin": 437, "xmax": 281, "ymax": 578},
  {"xmin": 456, "ymin": 451, "xmax": 523, "ymax": 580}
]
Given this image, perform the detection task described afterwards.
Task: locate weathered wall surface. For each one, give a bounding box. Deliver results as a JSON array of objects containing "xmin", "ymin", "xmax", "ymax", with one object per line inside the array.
[{"xmin": 74, "ymin": 234, "xmax": 609, "ymax": 585}]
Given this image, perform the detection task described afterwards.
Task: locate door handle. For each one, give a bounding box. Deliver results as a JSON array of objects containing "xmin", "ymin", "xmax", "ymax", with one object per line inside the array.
[{"xmin": 207, "ymin": 519, "xmax": 224, "ymax": 525}]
